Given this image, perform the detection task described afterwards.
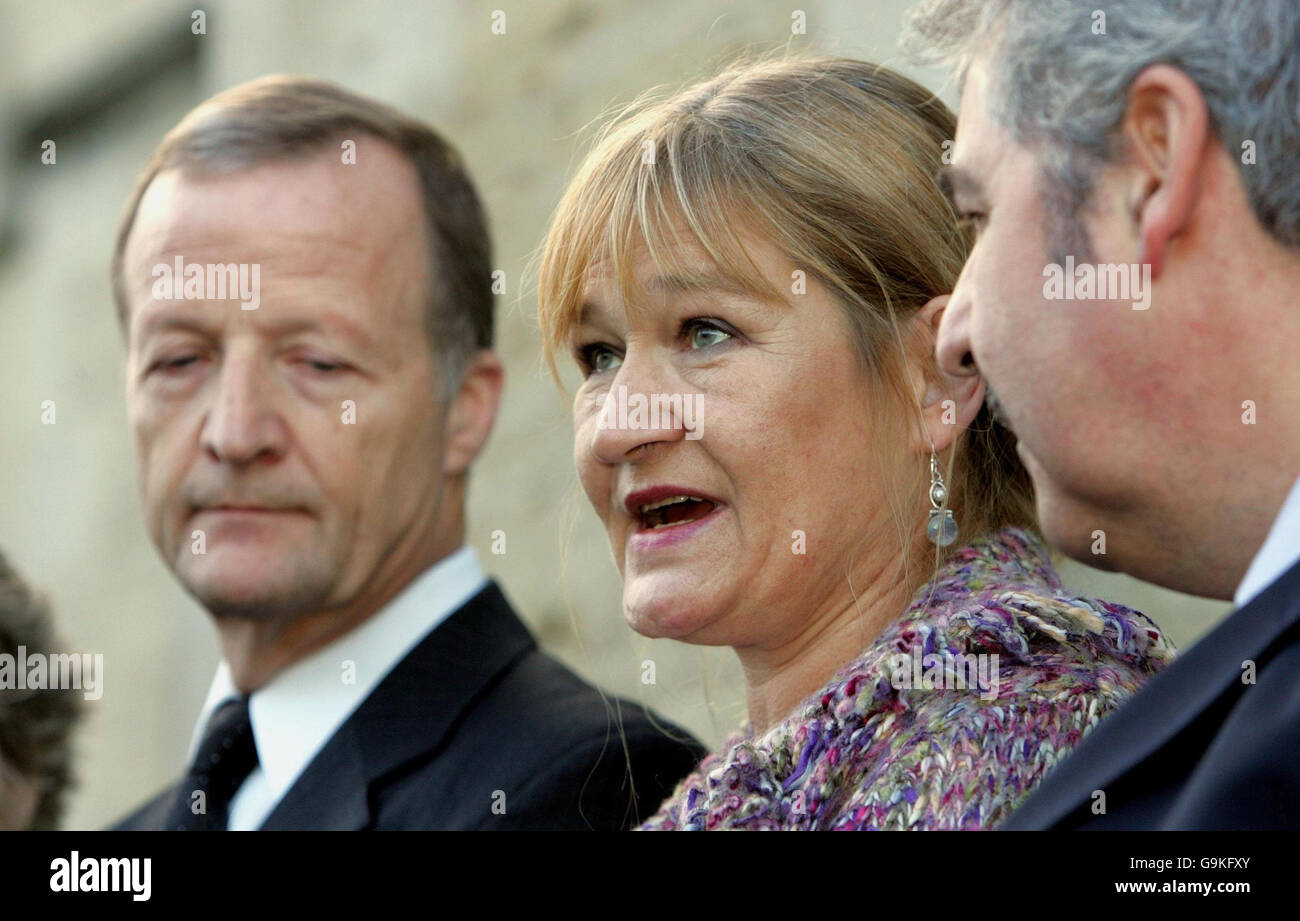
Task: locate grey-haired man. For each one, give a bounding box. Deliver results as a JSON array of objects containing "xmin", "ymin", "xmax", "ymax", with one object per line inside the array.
[{"xmin": 910, "ymin": 0, "xmax": 1300, "ymax": 829}]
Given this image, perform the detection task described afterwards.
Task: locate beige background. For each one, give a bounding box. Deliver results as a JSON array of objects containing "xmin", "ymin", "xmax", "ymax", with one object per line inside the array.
[{"xmin": 0, "ymin": 0, "xmax": 1230, "ymax": 830}]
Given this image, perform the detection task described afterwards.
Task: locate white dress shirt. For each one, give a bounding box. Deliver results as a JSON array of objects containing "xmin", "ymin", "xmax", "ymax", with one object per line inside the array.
[
  {"xmin": 189, "ymin": 545, "xmax": 488, "ymax": 830},
  {"xmin": 1234, "ymin": 473, "xmax": 1300, "ymax": 608}
]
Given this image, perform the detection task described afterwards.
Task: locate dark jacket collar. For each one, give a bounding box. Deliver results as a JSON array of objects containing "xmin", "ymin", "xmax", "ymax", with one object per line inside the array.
[
  {"xmin": 259, "ymin": 580, "xmax": 534, "ymax": 830},
  {"xmin": 1006, "ymin": 554, "xmax": 1300, "ymax": 828}
]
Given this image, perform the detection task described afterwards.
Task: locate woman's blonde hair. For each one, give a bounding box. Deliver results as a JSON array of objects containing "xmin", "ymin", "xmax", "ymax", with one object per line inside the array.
[{"xmin": 537, "ymin": 52, "xmax": 1037, "ymax": 595}]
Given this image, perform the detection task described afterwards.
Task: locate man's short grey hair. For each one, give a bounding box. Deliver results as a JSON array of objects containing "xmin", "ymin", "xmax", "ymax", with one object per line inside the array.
[
  {"xmin": 112, "ymin": 75, "xmax": 493, "ymax": 399},
  {"xmin": 904, "ymin": 0, "xmax": 1300, "ymax": 261}
]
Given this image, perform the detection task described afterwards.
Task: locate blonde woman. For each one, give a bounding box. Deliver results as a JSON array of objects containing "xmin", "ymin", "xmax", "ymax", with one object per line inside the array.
[{"xmin": 537, "ymin": 56, "xmax": 1174, "ymax": 829}]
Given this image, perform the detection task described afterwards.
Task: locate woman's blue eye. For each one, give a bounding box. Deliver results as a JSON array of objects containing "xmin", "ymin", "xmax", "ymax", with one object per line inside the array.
[
  {"xmin": 576, "ymin": 317, "xmax": 732, "ymax": 377},
  {"xmin": 577, "ymin": 344, "xmax": 621, "ymax": 375},
  {"xmin": 686, "ymin": 321, "xmax": 732, "ymax": 349},
  {"xmin": 591, "ymin": 348, "xmax": 621, "ymax": 373}
]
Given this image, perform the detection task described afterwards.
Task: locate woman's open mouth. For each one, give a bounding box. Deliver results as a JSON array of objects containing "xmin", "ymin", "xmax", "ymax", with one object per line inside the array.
[{"xmin": 636, "ymin": 495, "xmax": 718, "ymax": 531}]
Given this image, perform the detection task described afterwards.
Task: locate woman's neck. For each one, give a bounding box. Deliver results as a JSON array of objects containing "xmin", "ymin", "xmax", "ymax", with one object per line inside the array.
[{"xmin": 735, "ymin": 541, "xmax": 924, "ymax": 735}]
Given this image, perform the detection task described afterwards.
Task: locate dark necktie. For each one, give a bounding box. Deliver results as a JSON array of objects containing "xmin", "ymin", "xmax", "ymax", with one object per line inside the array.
[{"xmin": 164, "ymin": 695, "xmax": 259, "ymax": 831}]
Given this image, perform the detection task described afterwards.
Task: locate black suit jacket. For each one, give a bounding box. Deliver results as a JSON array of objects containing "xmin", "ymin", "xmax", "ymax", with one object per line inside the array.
[
  {"xmin": 1005, "ymin": 556, "xmax": 1300, "ymax": 829},
  {"xmin": 112, "ymin": 580, "xmax": 705, "ymax": 830}
]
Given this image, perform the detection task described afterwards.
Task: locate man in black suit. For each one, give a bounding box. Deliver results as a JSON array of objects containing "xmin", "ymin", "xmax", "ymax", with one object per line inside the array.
[
  {"xmin": 109, "ymin": 75, "xmax": 702, "ymax": 830},
  {"xmin": 908, "ymin": 0, "xmax": 1300, "ymax": 828}
]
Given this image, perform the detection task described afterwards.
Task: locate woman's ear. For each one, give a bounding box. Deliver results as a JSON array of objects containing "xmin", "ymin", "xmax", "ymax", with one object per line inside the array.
[{"xmin": 910, "ymin": 295, "xmax": 986, "ymax": 454}]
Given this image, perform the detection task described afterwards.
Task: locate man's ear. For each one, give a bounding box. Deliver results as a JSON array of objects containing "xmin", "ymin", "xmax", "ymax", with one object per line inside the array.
[
  {"xmin": 442, "ymin": 350, "xmax": 504, "ymax": 477},
  {"xmin": 912, "ymin": 295, "xmax": 986, "ymax": 454},
  {"xmin": 1121, "ymin": 64, "xmax": 1211, "ymax": 280}
]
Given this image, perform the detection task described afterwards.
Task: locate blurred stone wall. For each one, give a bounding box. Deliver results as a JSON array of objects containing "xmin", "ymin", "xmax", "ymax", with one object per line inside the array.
[{"xmin": 0, "ymin": 0, "xmax": 1229, "ymax": 829}]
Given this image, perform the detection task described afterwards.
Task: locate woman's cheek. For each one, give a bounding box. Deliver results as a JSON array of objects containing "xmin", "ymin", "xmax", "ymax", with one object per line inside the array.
[{"xmin": 573, "ymin": 422, "xmax": 608, "ymax": 517}]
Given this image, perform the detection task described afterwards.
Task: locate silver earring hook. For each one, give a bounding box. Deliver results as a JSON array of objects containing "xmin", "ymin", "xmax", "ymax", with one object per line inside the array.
[{"xmin": 926, "ymin": 446, "xmax": 958, "ymax": 547}]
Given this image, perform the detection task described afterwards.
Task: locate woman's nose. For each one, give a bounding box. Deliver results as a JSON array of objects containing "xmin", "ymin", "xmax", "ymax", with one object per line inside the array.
[{"xmin": 587, "ymin": 356, "xmax": 692, "ymax": 464}]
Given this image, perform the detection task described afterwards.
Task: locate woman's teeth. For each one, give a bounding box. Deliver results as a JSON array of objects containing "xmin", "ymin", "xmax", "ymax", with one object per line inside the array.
[{"xmin": 638, "ymin": 496, "xmax": 716, "ymax": 529}]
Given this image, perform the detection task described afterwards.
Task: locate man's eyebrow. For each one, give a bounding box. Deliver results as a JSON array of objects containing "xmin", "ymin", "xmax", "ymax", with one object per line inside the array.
[
  {"xmin": 135, "ymin": 311, "xmax": 377, "ymax": 351},
  {"xmin": 262, "ymin": 314, "xmax": 378, "ymax": 351},
  {"xmin": 935, "ymin": 166, "xmax": 985, "ymax": 204},
  {"xmin": 136, "ymin": 312, "xmax": 215, "ymax": 340}
]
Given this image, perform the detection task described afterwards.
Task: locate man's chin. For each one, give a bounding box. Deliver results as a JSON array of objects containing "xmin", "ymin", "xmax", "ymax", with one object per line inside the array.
[
  {"xmin": 1033, "ymin": 486, "xmax": 1125, "ymax": 573},
  {"xmin": 177, "ymin": 559, "xmax": 331, "ymax": 620}
]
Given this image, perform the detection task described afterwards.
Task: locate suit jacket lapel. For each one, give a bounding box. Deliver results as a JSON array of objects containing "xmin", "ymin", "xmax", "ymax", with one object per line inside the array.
[
  {"xmin": 257, "ymin": 722, "xmax": 371, "ymax": 830},
  {"xmin": 259, "ymin": 580, "xmax": 535, "ymax": 830},
  {"xmin": 1009, "ymin": 556, "xmax": 1300, "ymax": 828}
]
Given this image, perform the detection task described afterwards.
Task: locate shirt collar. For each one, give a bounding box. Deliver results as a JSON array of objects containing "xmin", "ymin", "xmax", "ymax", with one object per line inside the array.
[
  {"xmin": 189, "ymin": 545, "xmax": 487, "ymax": 802},
  {"xmin": 1234, "ymin": 472, "xmax": 1300, "ymax": 608}
]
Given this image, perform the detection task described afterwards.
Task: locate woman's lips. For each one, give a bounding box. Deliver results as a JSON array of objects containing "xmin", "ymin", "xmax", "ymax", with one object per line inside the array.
[
  {"xmin": 623, "ymin": 485, "xmax": 724, "ymax": 518},
  {"xmin": 627, "ymin": 502, "xmax": 726, "ymax": 551}
]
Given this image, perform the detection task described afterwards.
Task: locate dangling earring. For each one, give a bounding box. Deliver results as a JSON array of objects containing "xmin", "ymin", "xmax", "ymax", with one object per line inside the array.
[{"xmin": 927, "ymin": 449, "xmax": 958, "ymax": 547}]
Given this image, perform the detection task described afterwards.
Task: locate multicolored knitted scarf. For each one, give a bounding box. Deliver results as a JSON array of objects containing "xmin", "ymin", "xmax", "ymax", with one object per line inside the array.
[{"xmin": 639, "ymin": 526, "xmax": 1175, "ymax": 830}]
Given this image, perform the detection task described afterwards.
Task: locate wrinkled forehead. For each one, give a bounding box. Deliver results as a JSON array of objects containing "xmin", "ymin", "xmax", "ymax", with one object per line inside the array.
[
  {"xmin": 128, "ymin": 148, "xmax": 419, "ymax": 262},
  {"xmin": 121, "ymin": 149, "xmax": 430, "ymax": 329}
]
